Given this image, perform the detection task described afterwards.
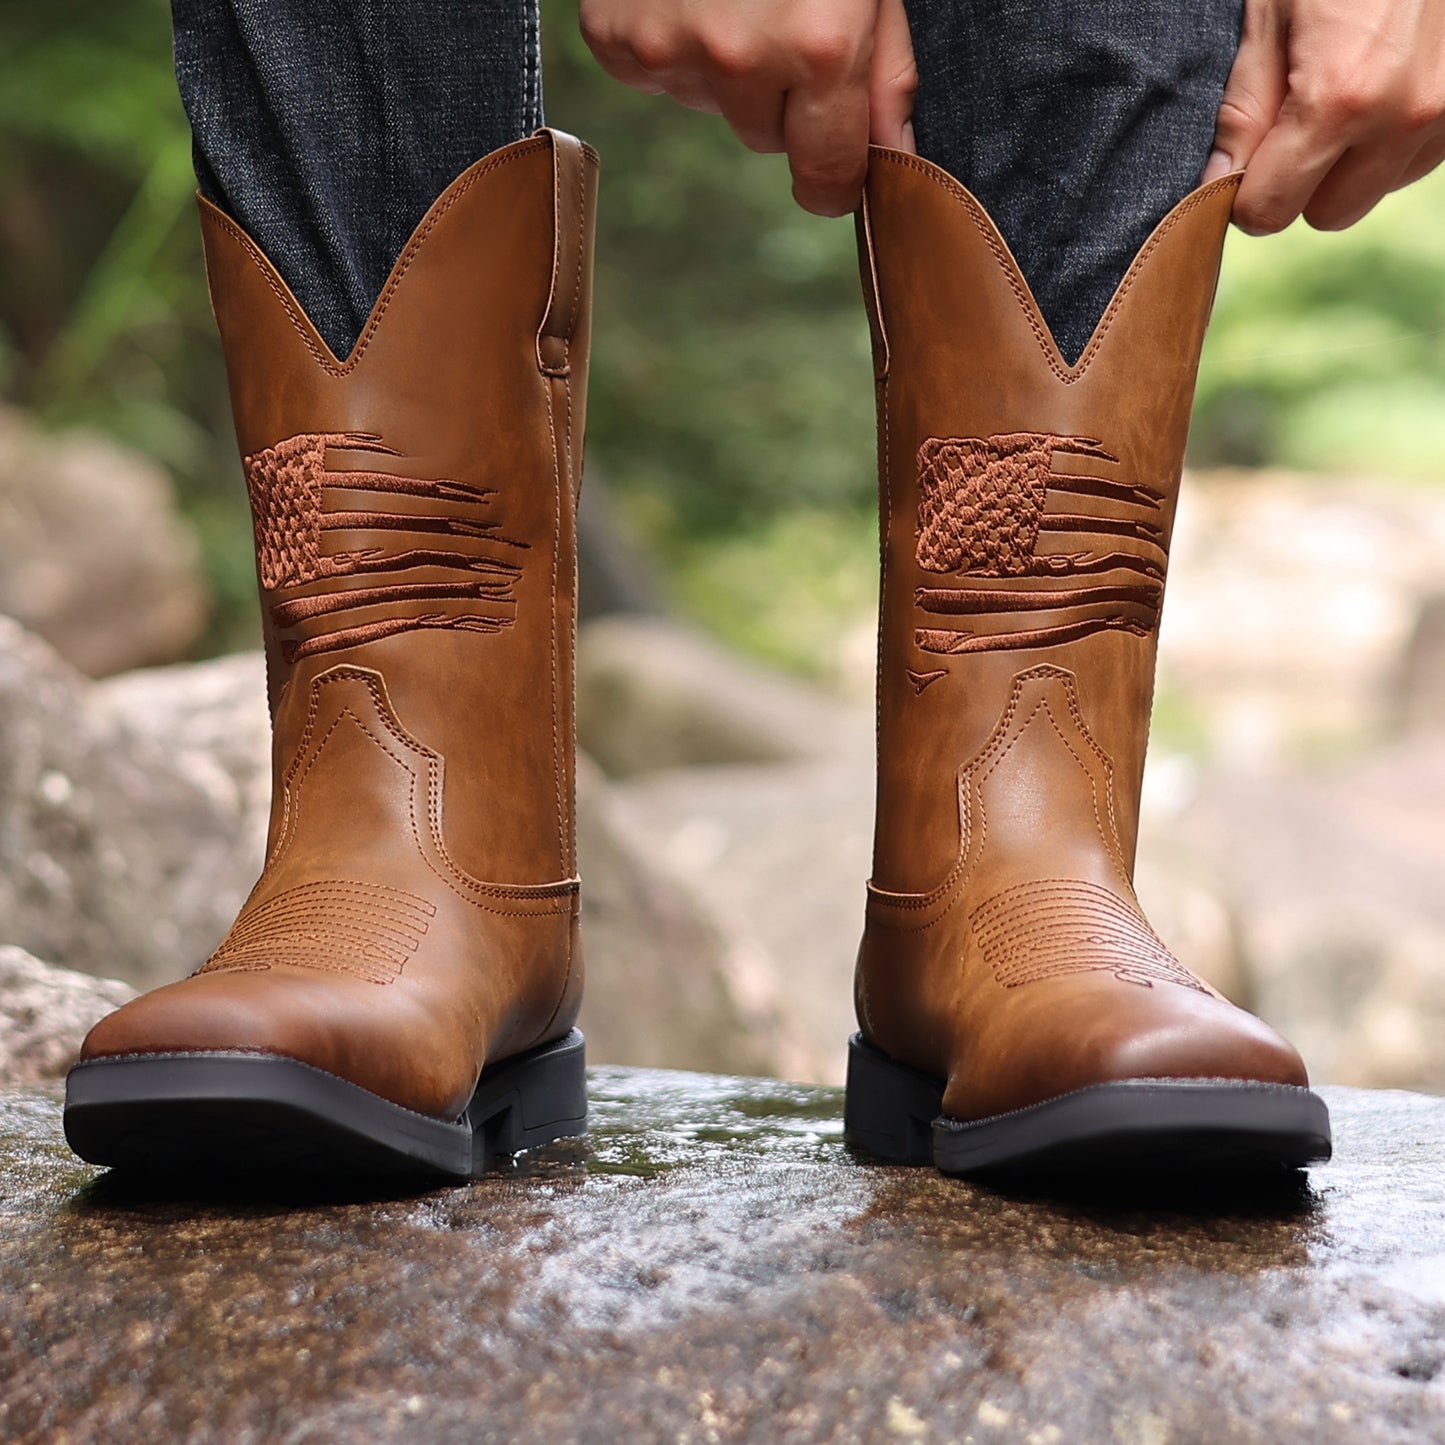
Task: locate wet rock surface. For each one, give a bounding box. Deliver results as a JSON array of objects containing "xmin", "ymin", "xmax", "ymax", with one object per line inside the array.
[{"xmin": 2, "ymin": 1074, "xmax": 1444, "ymax": 1444}]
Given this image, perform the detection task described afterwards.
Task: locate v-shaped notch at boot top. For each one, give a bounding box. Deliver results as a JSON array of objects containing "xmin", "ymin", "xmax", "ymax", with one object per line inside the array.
[
  {"xmin": 197, "ymin": 128, "xmax": 599, "ymax": 376},
  {"xmin": 859, "ymin": 145, "xmax": 1243, "ymax": 383}
]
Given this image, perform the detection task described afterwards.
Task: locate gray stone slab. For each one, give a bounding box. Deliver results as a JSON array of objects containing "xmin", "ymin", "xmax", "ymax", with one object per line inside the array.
[{"xmin": 2, "ymin": 1073, "xmax": 1443, "ymax": 1444}]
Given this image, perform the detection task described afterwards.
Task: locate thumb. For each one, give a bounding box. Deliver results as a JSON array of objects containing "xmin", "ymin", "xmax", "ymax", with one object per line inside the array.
[
  {"xmin": 1204, "ymin": 1, "xmax": 1288, "ymax": 182},
  {"xmin": 869, "ymin": 0, "xmax": 918, "ymax": 151}
]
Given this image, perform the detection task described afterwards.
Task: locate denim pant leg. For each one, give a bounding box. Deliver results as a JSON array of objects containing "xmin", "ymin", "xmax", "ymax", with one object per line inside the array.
[
  {"xmin": 904, "ymin": 0, "xmax": 1244, "ymax": 364},
  {"xmin": 172, "ymin": 0, "xmax": 1240, "ymax": 367},
  {"xmin": 171, "ymin": 0, "xmax": 541, "ymax": 360}
]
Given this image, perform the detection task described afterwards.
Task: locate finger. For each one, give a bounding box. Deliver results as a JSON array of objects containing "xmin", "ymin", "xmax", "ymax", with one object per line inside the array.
[
  {"xmin": 1395, "ymin": 134, "xmax": 1445, "ymax": 190},
  {"xmin": 1206, "ymin": 0, "xmax": 1289, "ymax": 182},
  {"xmin": 868, "ymin": 0, "xmax": 918, "ymax": 150},
  {"xmin": 1303, "ymin": 137, "xmax": 1416, "ymax": 230},
  {"xmin": 783, "ymin": 77, "xmax": 871, "ymax": 216},
  {"xmin": 583, "ymin": 38, "xmax": 667, "ymax": 96},
  {"xmin": 659, "ymin": 75, "xmax": 724, "ymax": 115},
  {"xmin": 1232, "ymin": 98, "xmax": 1354, "ymax": 234},
  {"xmin": 578, "ymin": 3, "xmax": 672, "ymax": 95},
  {"xmin": 713, "ymin": 78, "xmax": 788, "ymax": 153},
  {"xmin": 641, "ymin": 60, "xmax": 725, "ymax": 113}
]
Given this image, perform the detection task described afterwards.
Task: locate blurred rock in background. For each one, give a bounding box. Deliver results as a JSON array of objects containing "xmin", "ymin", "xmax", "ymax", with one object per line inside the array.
[
  {"xmin": 577, "ymin": 614, "xmax": 861, "ymax": 776},
  {"xmin": 0, "ymin": 946, "xmax": 133, "ymax": 1084},
  {"xmin": 1159, "ymin": 471, "xmax": 1445, "ymax": 764},
  {"xmin": 0, "ymin": 407, "xmax": 208, "ymax": 674},
  {"xmin": 1140, "ymin": 741, "xmax": 1445, "ymax": 1093},
  {"xmin": 0, "ymin": 619, "xmax": 264, "ymax": 992}
]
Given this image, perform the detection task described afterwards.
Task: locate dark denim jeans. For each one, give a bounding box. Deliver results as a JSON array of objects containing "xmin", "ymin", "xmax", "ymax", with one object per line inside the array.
[
  {"xmin": 172, "ymin": 0, "xmax": 541, "ymax": 360},
  {"xmin": 903, "ymin": 0, "xmax": 1243, "ymax": 361},
  {"xmin": 173, "ymin": 0, "xmax": 1241, "ymax": 364}
]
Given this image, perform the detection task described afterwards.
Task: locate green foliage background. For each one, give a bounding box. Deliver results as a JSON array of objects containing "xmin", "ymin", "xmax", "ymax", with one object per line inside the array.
[{"xmin": 3, "ymin": 0, "xmax": 1444, "ymax": 669}]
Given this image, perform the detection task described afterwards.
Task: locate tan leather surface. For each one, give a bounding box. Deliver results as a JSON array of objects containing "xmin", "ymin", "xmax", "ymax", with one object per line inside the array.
[
  {"xmin": 854, "ymin": 148, "xmax": 1307, "ymax": 1122},
  {"xmin": 81, "ymin": 132, "xmax": 597, "ymax": 1121}
]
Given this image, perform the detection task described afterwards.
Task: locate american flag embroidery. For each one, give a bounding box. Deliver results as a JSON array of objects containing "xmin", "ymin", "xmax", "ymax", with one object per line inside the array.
[
  {"xmin": 244, "ymin": 431, "xmax": 525, "ymax": 662},
  {"xmin": 913, "ymin": 432, "xmax": 1166, "ymax": 656}
]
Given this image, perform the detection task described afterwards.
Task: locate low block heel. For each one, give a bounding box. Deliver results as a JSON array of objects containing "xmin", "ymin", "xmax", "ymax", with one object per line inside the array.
[
  {"xmin": 843, "ymin": 1033, "xmax": 944, "ymax": 1165},
  {"xmin": 467, "ymin": 1029, "xmax": 588, "ymax": 1171}
]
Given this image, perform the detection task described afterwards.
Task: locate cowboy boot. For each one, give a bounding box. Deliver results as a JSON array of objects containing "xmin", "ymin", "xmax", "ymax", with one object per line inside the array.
[
  {"xmin": 64, "ymin": 130, "xmax": 597, "ymax": 1181},
  {"xmin": 843, "ymin": 149, "xmax": 1331, "ymax": 1178}
]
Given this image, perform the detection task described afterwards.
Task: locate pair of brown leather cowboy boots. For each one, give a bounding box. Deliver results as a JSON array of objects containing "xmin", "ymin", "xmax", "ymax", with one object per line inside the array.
[{"xmin": 63, "ymin": 130, "xmax": 1331, "ymax": 1186}]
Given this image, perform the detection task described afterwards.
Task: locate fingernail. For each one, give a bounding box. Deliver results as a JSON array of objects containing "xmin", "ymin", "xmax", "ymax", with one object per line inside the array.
[{"xmin": 1201, "ymin": 148, "xmax": 1232, "ymax": 183}]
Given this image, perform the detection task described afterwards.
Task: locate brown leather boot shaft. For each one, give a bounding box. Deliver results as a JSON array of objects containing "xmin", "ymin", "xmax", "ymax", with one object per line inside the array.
[
  {"xmin": 207, "ymin": 132, "xmax": 593, "ymax": 886},
  {"xmin": 80, "ymin": 133, "xmax": 597, "ymax": 1121},
  {"xmin": 855, "ymin": 149, "xmax": 1308, "ymax": 1121}
]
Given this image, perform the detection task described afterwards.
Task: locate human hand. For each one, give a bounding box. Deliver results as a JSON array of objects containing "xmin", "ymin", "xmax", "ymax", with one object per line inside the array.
[
  {"xmin": 1203, "ymin": 0, "xmax": 1445, "ymax": 233},
  {"xmin": 578, "ymin": 0, "xmax": 918, "ymax": 216}
]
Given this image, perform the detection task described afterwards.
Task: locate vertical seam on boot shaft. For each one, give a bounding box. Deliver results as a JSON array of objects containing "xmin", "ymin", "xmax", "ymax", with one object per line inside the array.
[
  {"xmin": 555, "ymin": 145, "xmax": 589, "ymax": 879},
  {"xmin": 867, "ymin": 153, "xmax": 1240, "ymax": 386},
  {"xmin": 537, "ymin": 380, "xmax": 582, "ymax": 1046},
  {"xmin": 570, "ymin": 149, "xmax": 588, "ymax": 364},
  {"xmin": 537, "ymin": 137, "xmax": 598, "ymax": 374},
  {"xmin": 856, "ymin": 200, "xmax": 890, "ymax": 379},
  {"xmin": 202, "ymin": 140, "xmax": 554, "ymax": 377},
  {"xmin": 874, "ymin": 374, "xmax": 891, "ymax": 859},
  {"xmin": 542, "ymin": 140, "xmax": 569, "ymax": 375},
  {"xmin": 539, "ymin": 142, "xmax": 570, "ymax": 878},
  {"xmin": 564, "ymin": 371, "xmax": 577, "ymax": 876},
  {"xmin": 566, "ymin": 148, "xmax": 587, "ymax": 488},
  {"xmin": 545, "ymin": 379, "xmax": 566, "ymax": 879}
]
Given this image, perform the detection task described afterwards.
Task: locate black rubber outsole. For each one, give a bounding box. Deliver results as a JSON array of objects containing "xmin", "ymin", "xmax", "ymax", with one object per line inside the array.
[
  {"xmin": 63, "ymin": 1029, "xmax": 587, "ymax": 1183},
  {"xmin": 843, "ymin": 1033, "xmax": 1333, "ymax": 1179}
]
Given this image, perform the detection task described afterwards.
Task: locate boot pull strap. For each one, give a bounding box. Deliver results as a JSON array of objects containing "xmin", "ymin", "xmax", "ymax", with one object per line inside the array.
[
  {"xmin": 855, "ymin": 181, "xmax": 890, "ymax": 382},
  {"xmin": 537, "ymin": 128, "xmax": 591, "ymax": 377}
]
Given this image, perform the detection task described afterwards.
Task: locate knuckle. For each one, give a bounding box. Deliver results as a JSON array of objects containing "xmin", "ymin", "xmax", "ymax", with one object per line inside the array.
[
  {"xmin": 1301, "ymin": 75, "xmax": 1382, "ymax": 126},
  {"xmin": 1397, "ymin": 91, "xmax": 1445, "ymax": 134},
  {"xmin": 623, "ymin": 24, "xmax": 682, "ymax": 73},
  {"xmin": 793, "ymin": 22, "xmax": 862, "ymax": 77},
  {"xmin": 1215, "ymin": 96, "xmax": 1266, "ymax": 139},
  {"xmin": 697, "ymin": 27, "xmax": 755, "ymax": 78},
  {"xmin": 577, "ymin": 5, "xmax": 610, "ymax": 50},
  {"xmin": 883, "ymin": 59, "xmax": 919, "ymax": 98}
]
